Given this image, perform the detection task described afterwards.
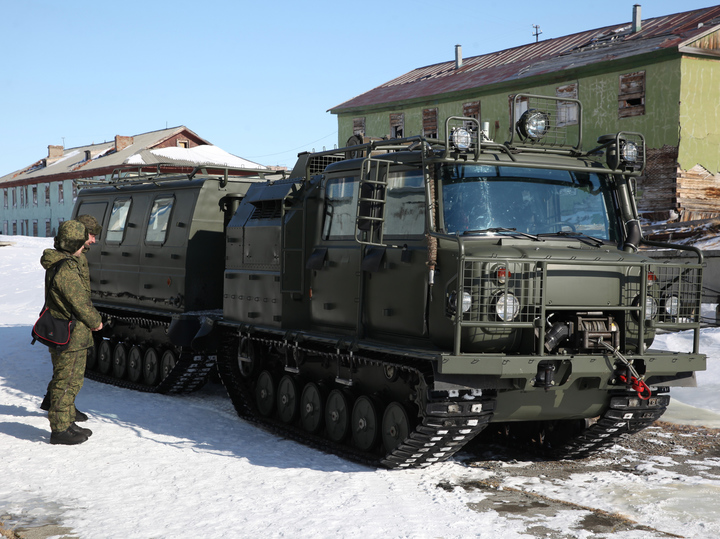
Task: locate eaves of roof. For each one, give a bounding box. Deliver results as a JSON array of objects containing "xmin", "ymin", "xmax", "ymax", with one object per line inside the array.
[{"xmin": 330, "ymin": 6, "xmax": 720, "ymax": 114}]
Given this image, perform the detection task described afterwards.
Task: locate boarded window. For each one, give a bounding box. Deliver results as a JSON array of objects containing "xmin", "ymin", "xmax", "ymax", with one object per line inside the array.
[
  {"xmin": 3, "ymin": 188, "xmax": 7, "ymax": 209},
  {"xmin": 353, "ymin": 117, "xmax": 366, "ymax": 136},
  {"xmin": 32, "ymin": 220, "xmax": 38, "ymax": 237},
  {"xmin": 58, "ymin": 183, "xmax": 64, "ymax": 204},
  {"xmin": 463, "ymin": 101, "xmax": 480, "ymax": 119},
  {"xmin": 619, "ymin": 71, "xmax": 645, "ymax": 118},
  {"xmin": 423, "ymin": 108, "xmax": 438, "ymax": 138},
  {"xmin": 556, "ymin": 83, "xmax": 579, "ymax": 127},
  {"xmin": 45, "ymin": 219, "xmax": 52, "ymax": 237},
  {"xmin": 45, "ymin": 184, "xmax": 50, "ymax": 205},
  {"xmin": 390, "ymin": 113, "xmax": 404, "ymax": 138},
  {"xmin": 32, "ymin": 185, "xmax": 38, "ymax": 206}
]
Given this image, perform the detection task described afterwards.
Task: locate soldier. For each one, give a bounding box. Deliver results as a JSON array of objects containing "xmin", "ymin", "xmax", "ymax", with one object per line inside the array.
[
  {"xmin": 40, "ymin": 214, "xmax": 102, "ymax": 419},
  {"xmin": 41, "ymin": 220, "xmax": 103, "ymax": 445}
]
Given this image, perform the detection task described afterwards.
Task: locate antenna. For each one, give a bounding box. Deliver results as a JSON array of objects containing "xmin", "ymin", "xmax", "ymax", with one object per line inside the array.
[{"xmin": 532, "ymin": 24, "xmax": 542, "ymax": 42}]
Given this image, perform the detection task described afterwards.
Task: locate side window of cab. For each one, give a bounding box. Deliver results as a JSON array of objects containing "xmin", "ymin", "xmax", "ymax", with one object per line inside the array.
[
  {"xmin": 383, "ymin": 171, "xmax": 425, "ymax": 237},
  {"xmin": 106, "ymin": 199, "xmax": 131, "ymax": 243}
]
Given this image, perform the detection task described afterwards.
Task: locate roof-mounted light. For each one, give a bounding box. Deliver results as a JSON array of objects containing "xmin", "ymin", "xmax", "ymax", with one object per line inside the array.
[
  {"xmin": 517, "ymin": 109, "xmax": 550, "ymax": 140},
  {"xmin": 450, "ymin": 127, "xmax": 472, "ymax": 150}
]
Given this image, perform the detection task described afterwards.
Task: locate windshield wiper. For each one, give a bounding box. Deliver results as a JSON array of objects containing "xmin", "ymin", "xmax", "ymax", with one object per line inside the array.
[
  {"xmin": 463, "ymin": 227, "xmax": 541, "ymax": 241},
  {"xmin": 537, "ymin": 231, "xmax": 606, "ymax": 247}
]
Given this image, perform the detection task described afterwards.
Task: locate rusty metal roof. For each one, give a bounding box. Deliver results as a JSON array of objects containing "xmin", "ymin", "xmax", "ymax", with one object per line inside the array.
[{"xmin": 330, "ymin": 6, "xmax": 720, "ymax": 113}]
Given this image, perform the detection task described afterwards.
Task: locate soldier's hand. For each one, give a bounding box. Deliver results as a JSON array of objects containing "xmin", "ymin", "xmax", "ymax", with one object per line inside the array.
[{"xmin": 92, "ymin": 322, "xmax": 103, "ymax": 331}]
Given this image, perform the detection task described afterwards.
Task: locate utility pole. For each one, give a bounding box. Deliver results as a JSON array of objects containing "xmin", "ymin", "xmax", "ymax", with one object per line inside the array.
[{"xmin": 532, "ymin": 24, "xmax": 542, "ymax": 42}]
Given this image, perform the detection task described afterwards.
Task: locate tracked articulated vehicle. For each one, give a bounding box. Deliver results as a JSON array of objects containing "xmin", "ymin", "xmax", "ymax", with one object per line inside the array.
[{"xmin": 75, "ymin": 95, "xmax": 705, "ymax": 468}]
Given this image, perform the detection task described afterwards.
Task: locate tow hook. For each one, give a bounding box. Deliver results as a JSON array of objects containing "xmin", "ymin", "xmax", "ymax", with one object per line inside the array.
[{"xmin": 532, "ymin": 361, "xmax": 556, "ymax": 390}]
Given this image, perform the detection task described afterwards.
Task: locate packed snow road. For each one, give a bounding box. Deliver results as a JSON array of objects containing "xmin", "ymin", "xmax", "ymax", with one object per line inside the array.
[{"xmin": 2, "ymin": 236, "xmax": 719, "ymax": 539}]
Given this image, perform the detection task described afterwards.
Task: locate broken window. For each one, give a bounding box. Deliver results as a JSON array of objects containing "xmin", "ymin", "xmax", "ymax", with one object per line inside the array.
[
  {"xmin": 556, "ymin": 83, "xmax": 579, "ymax": 127},
  {"xmin": 619, "ymin": 71, "xmax": 645, "ymax": 118},
  {"xmin": 390, "ymin": 113, "xmax": 404, "ymax": 138},
  {"xmin": 353, "ymin": 117, "xmax": 366, "ymax": 137},
  {"xmin": 422, "ymin": 108, "xmax": 438, "ymax": 138}
]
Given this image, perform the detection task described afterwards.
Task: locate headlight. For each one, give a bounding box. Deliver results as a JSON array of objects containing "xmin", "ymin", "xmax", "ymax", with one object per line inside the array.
[
  {"xmin": 662, "ymin": 295, "xmax": 680, "ymax": 317},
  {"xmin": 517, "ymin": 109, "xmax": 550, "ymax": 140},
  {"xmin": 632, "ymin": 295, "xmax": 658, "ymax": 321},
  {"xmin": 450, "ymin": 127, "xmax": 472, "ymax": 150},
  {"xmin": 448, "ymin": 290, "xmax": 472, "ymax": 315},
  {"xmin": 494, "ymin": 292, "xmax": 520, "ymax": 321}
]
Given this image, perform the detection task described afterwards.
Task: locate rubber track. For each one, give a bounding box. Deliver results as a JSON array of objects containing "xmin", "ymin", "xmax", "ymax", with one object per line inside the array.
[
  {"xmin": 85, "ymin": 310, "xmax": 215, "ymax": 394},
  {"xmin": 216, "ymin": 332, "xmax": 495, "ymax": 469}
]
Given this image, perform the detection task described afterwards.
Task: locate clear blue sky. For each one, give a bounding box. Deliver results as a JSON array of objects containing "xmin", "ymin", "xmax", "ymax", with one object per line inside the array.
[{"xmin": 0, "ymin": 1, "xmax": 715, "ymax": 174}]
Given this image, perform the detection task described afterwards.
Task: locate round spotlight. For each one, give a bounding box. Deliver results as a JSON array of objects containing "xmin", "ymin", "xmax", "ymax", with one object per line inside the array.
[
  {"xmin": 518, "ymin": 109, "xmax": 550, "ymax": 140},
  {"xmin": 451, "ymin": 127, "xmax": 472, "ymax": 150},
  {"xmin": 621, "ymin": 140, "xmax": 639, "ymax": 163}
]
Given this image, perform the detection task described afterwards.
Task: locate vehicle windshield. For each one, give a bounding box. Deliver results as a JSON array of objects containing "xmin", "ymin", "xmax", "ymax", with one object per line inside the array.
[{"xmin": 439, "ymin": 164, "xmax": 619, "ymax": 241}]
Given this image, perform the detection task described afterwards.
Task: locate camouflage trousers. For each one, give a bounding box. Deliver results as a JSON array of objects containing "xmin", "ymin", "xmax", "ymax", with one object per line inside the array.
[{"xmin": 48, "ymin": 348, "xmax": 87, "ymax": 432}]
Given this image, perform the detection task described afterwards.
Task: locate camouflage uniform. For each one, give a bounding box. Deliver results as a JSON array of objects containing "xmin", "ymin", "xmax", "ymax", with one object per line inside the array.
[
  {"xmin": 41, "ymin": 215, "xmax": 101, "ymax": 414},
  {"xmin": 41, "ymin": 220, "xmax": 102, "ymax": 434}
]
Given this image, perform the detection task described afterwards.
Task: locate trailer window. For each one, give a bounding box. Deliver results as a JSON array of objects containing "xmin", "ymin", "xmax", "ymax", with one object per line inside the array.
[
  {"xmin": 106, "ymin": 199, "xmax": 131, "ymax": 243},
  {"xmin": 146, "ymin": 196, "xmax": 174, "ymax": 244}
]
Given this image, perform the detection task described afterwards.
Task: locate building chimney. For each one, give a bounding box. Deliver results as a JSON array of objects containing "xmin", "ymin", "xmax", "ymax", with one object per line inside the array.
[
  {"xmin": 632, "ymin": 4, "xmax": 642, "ymax": 33},
  {"xmin": 455, "ymin": 44, "xmax": 463, "ymax": 69},
  {"xmin": 115, "ymin": 135, "xmax": 134, "ymax": 152},
  {"xmin": 47, "ymin": 145, "xmax": 64, "ymax": 161}
]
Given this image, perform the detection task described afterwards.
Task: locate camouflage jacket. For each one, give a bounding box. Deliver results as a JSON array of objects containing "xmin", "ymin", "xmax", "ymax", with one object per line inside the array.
[{"xmin": 40, "ymin": 248, "xmax": 101, "ymax": 352}]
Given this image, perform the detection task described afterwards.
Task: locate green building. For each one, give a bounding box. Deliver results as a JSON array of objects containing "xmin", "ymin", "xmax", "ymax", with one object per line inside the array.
[{"xmin": 330, "ymin": 5, "xmax": 720, "ymax": 223}]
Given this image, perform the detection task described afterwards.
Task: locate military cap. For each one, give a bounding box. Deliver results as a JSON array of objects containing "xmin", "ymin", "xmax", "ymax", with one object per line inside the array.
[
  {"xmin": 56, "ymin": 220, "xmax": 89, "ymax": 254},
  {"xmin": 76, "ymin": 214, "xmax": 102, "ymax": 235}
]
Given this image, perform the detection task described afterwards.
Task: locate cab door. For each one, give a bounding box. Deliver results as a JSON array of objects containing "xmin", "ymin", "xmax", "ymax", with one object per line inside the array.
[
  {"xmin": 308, "ymin": 175, "xmax": 361, "ymax": 332},
  {"xmin": 360, "ymin": 170, "xmax": 428, "ymax": 339}
]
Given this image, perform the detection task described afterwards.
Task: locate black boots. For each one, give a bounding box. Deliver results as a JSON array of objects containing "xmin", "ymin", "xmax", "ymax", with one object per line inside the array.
[
  {"xmin": 41, "ymin": 394, "xmax": 89, "ymax": 422},
  {"xmin": 50, "ymin": 425, "xmax": 89, "ymax": 445},
  {"xmin": 69, "ymin": 422, "xmax": 92, "ymax": 437}
]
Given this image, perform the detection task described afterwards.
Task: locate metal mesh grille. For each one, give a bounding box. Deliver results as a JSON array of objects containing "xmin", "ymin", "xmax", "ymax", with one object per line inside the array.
[
  {"xmin": 460, "ymin": 260, "xmax": 543, "ymax": 325},
  {"xmin": 512, "ymin": 95, "xmax": 580, "ymax": 149}
]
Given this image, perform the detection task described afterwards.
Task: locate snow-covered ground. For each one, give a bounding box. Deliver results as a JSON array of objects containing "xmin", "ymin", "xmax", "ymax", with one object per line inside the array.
[{"xmin": 1, "ymin": 235, "xmax": 719, "ymax": 538}]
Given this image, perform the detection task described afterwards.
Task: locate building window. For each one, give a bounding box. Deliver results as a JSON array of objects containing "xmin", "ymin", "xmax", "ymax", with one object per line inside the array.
[
  {"xmin": 20, "ymin": 186, "xmax": 25, "ymax": 208},
  {"xmin": 2, "ymin": 221, "xmax": 7, "ymax": 235},
  {"xmin": 177, "ymin": 140, "xmax": 189, "ymax": 148},
  {"xmin": 422, "ymin": 108, "xmax": 438, "ymax": 139},
  {"xmin": 32, "ymin": 220, "xmax": 38, "ymax": 237},
  {"xmin": 45, "ymin": 219, "xmax": 52, "ymax": 237},
  {"xmin": 45, "ymin": 184, "xmax": 50, "ymax": 205},
  {"xmin": 353, "ymin": 117, "xmax": 366, "ymax": 137},
  {"xmin": 12, "ymin": 189, "xmax": 17, "ymax": 208},
  {"xmin": 390, "ymin": 113, "xmax": 404, "ymax": 138},
  {"xmin": 463, "ymin": 101, "xmax": 480, "ymax": 120},
  {"xmin": 72, "ymin": 183, "xmax": 78, "ymax": 202},
  {"xmin": 3, "ymin": 188, "xmax": 7, "ymax": 209},
  {"xmin": 32, "ymin": 185, "xmax": 38, "ymax": 206},
  {"xmin": 619, "ymin": 71, "xmax": 645, "ymax": 118},
  {"xmin": 58, "ymin": 183, "xmax": 64, "ymax": 204},
  {"xmin": 12, "ymin": 221, "xmax": 17, "ymax": 235},
  {"xmin": 556, "ymin": 83, "xmax": 579, "ymax": 127}
]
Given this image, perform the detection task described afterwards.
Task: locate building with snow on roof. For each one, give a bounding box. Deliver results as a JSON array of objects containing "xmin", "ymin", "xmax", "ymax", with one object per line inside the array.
[{"xmin": 0, "ymin": 126, "xmax": 269, "ymax": 237}]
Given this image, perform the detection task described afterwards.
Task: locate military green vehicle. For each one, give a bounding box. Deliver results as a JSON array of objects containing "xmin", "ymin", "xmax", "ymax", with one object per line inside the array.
[
  {"xmin": 72, "ymin": 170, "xmax": 268, "ymax": 393},
  {"xmin": 215, "ymin": 94, "xmax": 705, "ymax": 468}
]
